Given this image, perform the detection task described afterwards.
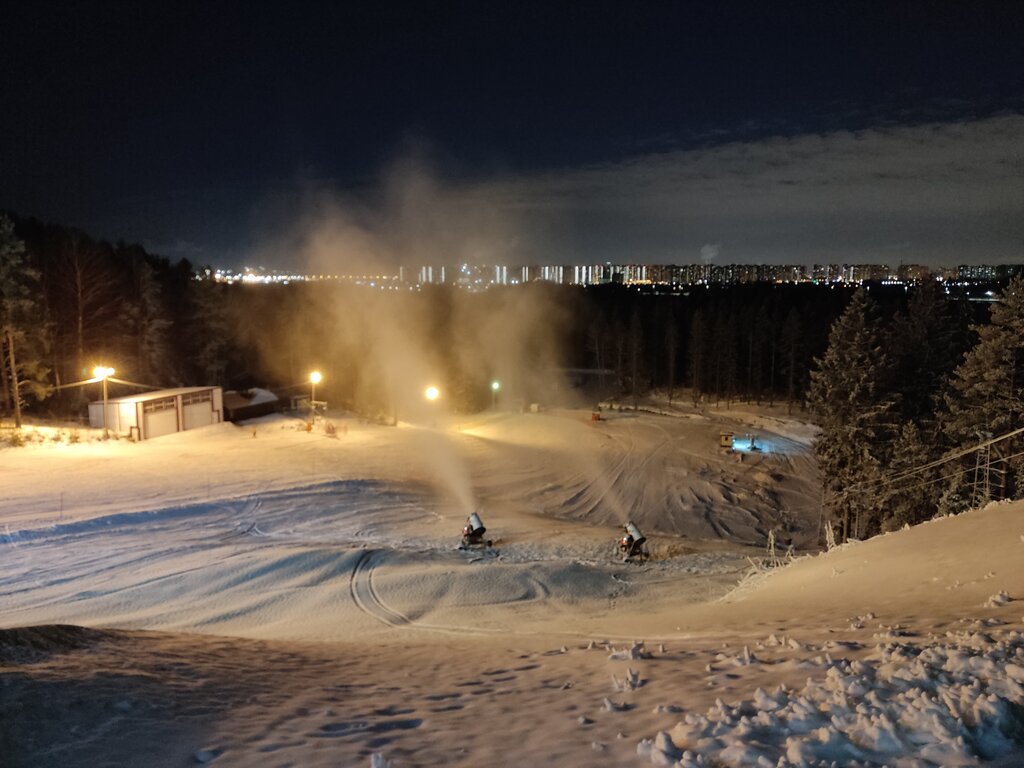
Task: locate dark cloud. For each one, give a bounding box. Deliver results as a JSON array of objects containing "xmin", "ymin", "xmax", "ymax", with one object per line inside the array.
[
  {"xmin": 161, "ymin": 115, "xmax": 1024, "ymax": 271},
  {"xmin": 451, "ymin": 115, "xmax": 1024, "ymax": 266}
]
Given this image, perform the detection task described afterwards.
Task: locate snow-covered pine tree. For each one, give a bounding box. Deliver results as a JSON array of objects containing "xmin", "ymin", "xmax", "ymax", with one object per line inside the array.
[
  {"xmin": 865, "ymin": 280, "xmax": 967, "ymax": 526},
  {"xmin": 808, "ymin": 289, "xmax": 896, "ymax": 539},
  {"xmin": 941, "ymin": 275, "xmax": 1024, "ymax": 502},
  {"xmin": 936, "ymin": 466, "xmax": 973, "ymax": 517},
  {"xmin": 880, "ymin": 421, "xmax": 940, "ymax": 529}
]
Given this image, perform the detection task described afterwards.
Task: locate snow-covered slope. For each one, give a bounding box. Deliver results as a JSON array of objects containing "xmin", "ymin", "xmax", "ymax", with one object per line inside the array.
[
  {"xmin": 1, "ymin": 409, "xmax": 1021, "ymax": 767},
  {"xmin": 727, "ymin": 501, "xmax": 1024, "ymax": 622},
  {"xmin": 631, "ymin": 501, "xmax": 1024, "ymax": 766}
]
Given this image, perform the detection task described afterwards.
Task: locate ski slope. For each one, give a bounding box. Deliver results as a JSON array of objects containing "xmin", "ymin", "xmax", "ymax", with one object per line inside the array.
[{"xmin": 2, "ymin": 407, "xmax": 1022, "ymax": 767}]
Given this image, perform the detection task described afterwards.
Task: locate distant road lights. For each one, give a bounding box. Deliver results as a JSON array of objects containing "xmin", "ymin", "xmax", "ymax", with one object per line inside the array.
[
  {"xmin": 491, "ymin": 380, "xmax": 501, "ymax": 409},
  {"xmin": 424, "ymin": 385, "xmax": 440, "ymax": 402},
  {"xmin": 92, "ymin": 366, "xmax": 115, "ymax": 439}
]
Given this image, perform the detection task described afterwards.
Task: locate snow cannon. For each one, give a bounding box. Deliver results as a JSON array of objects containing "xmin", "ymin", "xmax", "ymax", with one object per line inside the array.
[
  {"xmin": 618, "ymin": 521, "xmax": 648, "ymax": 563},
  {"xmin": 461, "ymin": 511, "xmax": 491, "ymax": 547},
  {"xmin": 624, "ymin": 521, "xmax": 643, "ymax": 542}
]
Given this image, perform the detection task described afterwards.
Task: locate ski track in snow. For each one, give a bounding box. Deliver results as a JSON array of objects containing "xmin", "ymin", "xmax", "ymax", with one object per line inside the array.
[
  {"xmin": 3, "ymin": 410, "xmax": 1022, "ymax": 767},
  {"xmin": 349, "ymin": 549, "xmax": 413, "ymax": 628}
]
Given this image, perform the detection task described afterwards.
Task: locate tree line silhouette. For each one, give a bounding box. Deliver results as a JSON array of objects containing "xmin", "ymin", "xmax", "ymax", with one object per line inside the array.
[{"xmin": 3, "ymin": 212, "xmax": 1018, "ymax": 540}]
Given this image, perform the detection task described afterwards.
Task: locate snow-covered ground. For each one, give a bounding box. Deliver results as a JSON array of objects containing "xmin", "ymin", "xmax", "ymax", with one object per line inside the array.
[{"xmin": 1, "ymin": 407, "xmax": 1022, "ymax": 767}]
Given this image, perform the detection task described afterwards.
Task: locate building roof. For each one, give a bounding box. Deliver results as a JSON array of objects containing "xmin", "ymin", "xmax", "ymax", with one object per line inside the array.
[
  {"xmin": 223, "ymin": 388, "xmax": 279, "ymax": 410},
  {"xmin": 89, "ymin": 386, "xmax": 219, "ymax": 406}
]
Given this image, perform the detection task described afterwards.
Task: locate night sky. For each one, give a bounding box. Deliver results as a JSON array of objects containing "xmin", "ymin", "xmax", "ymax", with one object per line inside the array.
[{"xmin": 3, "ymin": 1, "xmax": 1023, "ymax": 269}]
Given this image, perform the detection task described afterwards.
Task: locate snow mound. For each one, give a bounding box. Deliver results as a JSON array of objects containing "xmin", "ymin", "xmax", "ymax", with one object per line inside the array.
[
  {"xmin": 638, "ymin": 629, "xmax": 1024, "ymax": 767},
  {"xmin": 722, "ymin": 501, "xmax": 1024, "ymax": 622}
]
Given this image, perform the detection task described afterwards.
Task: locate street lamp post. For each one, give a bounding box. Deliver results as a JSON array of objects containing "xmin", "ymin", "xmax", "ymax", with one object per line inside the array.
[
  {"xmin": 491, "ymin": 380, "xmax": 500, "ymax": 409},
  {"xmin": 424, "ymin": 385, "xmax": 440, "ymax": 428},
  {"xmin": 309, "ymin": 371, "xmax": 322, "ymax": 426},
  {"xmin": 93, "ymin": 366, "xmax": 114, "ymax": 439}
]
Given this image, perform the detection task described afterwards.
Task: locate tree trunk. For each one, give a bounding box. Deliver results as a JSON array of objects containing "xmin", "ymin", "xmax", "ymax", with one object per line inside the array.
[
  {"xmin": 6, "ymin": 327, "xmax": 22, "ymax": 429},
  {"xmin": 0, "ymin": 335, "xmax": 9, "ymax": 413},
  {"xmin": 51, "ymin": 338, "xmax": 62, "ymax": 389},
  {"xmin": 75, "ymin": 261, "xmax": 85, "ymax": 375}
]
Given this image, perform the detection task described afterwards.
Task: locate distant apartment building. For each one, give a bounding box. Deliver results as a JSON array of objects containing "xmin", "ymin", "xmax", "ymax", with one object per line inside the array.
[
  {"xmin": 417, "ymin": 265, "xmax": 446, "ymax": 284},
  {"xmin": 810, "ymin": 264, "xmax": 905, "ymax": 284},
  {"xmin": 572, "ymin": 264, "xmax": 602, "ymax": 284},
  {"xmin": 539, "ymin": 265, "xmax": 565, "ymax": 283},
  {"xmin": 954, "ymin": 264, "xmax": 1022, "ymax": 281},
  {"xmin": 957, "ymin": 264, "xmax": 998, "ymax": 281},
  {"xmin": 677, "ymin": 263, "xmax": 710, "ymax": 284},
  {"xmin": 852, "ymin": 264, "xmax": 893, "ymax": 282},
  {"xmin": 812, "ymin": 264, "xmax": 840, "ymax": 283}
]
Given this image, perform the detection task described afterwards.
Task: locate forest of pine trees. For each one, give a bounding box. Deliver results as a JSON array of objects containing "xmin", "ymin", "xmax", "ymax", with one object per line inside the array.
[
  {"xmin": 0, "ymin": 214, "xmax": 207, "ymax": 421},
  {"xmin": 808, "ymin": 277, "xmax": 1024, "ymax": 540},
  {"xmin": 2, "ymin": 211, "xmax": 1020, "ymax": 541}
]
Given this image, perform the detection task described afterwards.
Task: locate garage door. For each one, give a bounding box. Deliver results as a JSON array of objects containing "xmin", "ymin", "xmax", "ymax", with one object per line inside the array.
[
  {"xmin": 182, "ymin": 390, "xmax": 214, "ymax": 431},
  {"xmin": 143, "ymin": 397, "xmax": 179, "ymax": 439}
]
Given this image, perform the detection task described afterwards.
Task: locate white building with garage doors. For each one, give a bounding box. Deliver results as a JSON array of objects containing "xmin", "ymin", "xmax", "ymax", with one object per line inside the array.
[{"xmin": 88, "ymin": 387, "xmax": 224, "ymax": 441}]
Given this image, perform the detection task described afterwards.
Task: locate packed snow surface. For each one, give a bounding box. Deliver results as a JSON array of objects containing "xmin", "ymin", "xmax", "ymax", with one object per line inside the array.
[{"xmin": 1, "ymin": 405, "xmax": 1022, "ymax": 767}]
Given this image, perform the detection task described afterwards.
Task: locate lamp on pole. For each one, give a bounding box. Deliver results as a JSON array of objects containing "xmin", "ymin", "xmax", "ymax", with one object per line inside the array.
[
  {"xmin": 93, "ymin": 366, "xmax": 115, "ymax": 439},
  {"xmin": 309, "ymin": 370, "xmax": 322, "ymax": 426},
  {"xmin": 424, "ymin": 385, "xmax": 440, "ymax": 428},
  {"xmin": 490, "ymin": 379, "xmax": 501, "ymax": 409}
]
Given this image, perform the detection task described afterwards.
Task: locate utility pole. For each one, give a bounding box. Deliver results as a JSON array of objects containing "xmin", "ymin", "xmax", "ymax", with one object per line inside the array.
[
  {"xmin": 102, "ymin": 373, "xmax": 108, "ymax": 439},
  {"xmin": 92, "ymin": 366, "xmax": 114, "ymax": 439}
]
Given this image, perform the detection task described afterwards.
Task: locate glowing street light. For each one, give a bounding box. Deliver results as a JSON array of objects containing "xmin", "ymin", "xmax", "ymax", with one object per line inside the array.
[
  {"xmin": 309, "ymin": 370, "xmax": 322, "ymax": 425},
  {"xmin": 424, "ymin": 385, "xmax": 440, "ymax": 402},
  {"xmin": 491, "ymin": 379, "xmax": 501, "ymax": 409},
  {"xmin": 93, "ymin": 366, "xmax": 115, "ymax": 439}
]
